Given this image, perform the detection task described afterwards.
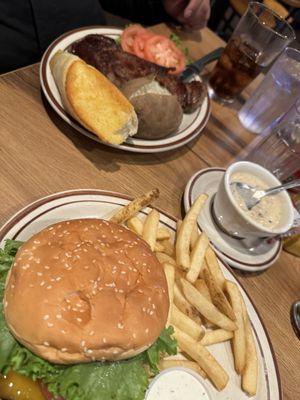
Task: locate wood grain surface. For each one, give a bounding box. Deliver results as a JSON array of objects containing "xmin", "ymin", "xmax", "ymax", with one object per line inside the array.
[{"xmin": 0, "ymin": 24, "xmax": 299, "ymax": 399}]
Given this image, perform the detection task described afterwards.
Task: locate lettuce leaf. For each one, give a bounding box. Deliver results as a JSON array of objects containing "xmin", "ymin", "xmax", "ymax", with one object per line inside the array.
[{"xmin": 0, "ymin": 240, "xmax": 177, "ymax": 400}]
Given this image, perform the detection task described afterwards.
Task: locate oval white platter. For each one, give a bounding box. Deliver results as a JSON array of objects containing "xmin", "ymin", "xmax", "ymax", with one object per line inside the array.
[
  {"xmin": 0, "ymin": 190, "xmax": 281, "ymax": 399},
  {"xmin": 40, "ymin": 26, "xmax": 211, "ymax": 153}
]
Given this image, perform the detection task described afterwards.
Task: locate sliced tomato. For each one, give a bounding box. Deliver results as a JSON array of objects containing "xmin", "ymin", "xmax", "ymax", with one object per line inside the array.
[
  {"xmin": 144, "ymin": 35, "xmax": 186, "ymax": 74},
  {"xmin": 133, "ymin": 32, "xmax": 154, "ymax": 59},
  {"xmin": 40, "ymin": 382, "xmax": 64, "ymax": 400},
  {"xmin": 121, "ymin": 24, "xmax": 146, "ymax": 54}
]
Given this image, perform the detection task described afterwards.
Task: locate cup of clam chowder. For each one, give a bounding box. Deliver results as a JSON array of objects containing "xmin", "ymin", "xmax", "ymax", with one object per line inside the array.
[{"xmin": 213, "ymin": 161, "xmax": 294, "ymax": 239}]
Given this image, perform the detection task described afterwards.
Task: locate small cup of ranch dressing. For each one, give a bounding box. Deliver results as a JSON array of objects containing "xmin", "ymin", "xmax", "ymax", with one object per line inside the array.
[
  {"xmin": 213, "ymin": 161, "xmax": 294, "ymax": 239},
  {"xmin": 145, "ymin": 367, "xmax": 212, "ymax": 400}
]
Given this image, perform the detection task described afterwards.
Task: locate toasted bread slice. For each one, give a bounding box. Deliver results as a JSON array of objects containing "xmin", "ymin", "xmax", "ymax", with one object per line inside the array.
[{"xmin": 50, "ymin": 51, "xmax": 138, "ymax": 144}]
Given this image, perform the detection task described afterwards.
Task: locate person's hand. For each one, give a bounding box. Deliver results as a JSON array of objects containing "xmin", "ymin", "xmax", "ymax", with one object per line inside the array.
[{"xmin": 163, "ymin": 0, "xmax": 210, "ymax": 31}]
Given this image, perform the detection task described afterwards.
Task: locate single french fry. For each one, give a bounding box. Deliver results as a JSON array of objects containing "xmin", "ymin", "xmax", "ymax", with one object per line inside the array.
[
  {"xmin": 126, "ymin": 216, "xmax": 144, "ymax": 235},
  {"xmin": 200, "ymin": 329, "xmax": 233, "ymax": 346},
  {"xmin": 194, "ymin": 279, "xmax": 212, "ymax": 301},
  {"xmin": 173, "ymin": 282, "xmax": 202, "ymax": 325},
  {"xmin": 110, "ymin": 188, "xmax": 159, "ymax": 223},
  {"xmin": 161, "ymin": 239, "xmax": 175, "ymax": 257},
  {"xmin": 173, "ymin": 326, "xmax": 229, "ymax": 391},
  {"xmin": 163, "ymin": 263, "xmax": 175, "ymax": 325},
  {"xmin": 194, "ymin": 278, "xmax": 215, "ymax": 329},
  {"xmin": 225, "ymin": 281, "xmax": 246, "ymax": 375},
  {"xmin": 155, "ymin": 252, "xmax": 176, "ymax": 266},
  {"xmin": 142, "ymin": 209, "xmax": 160, "ymax": 251},
  {"xmin": 159, "ymin": 359, "xmax": 206, "ymax": 378},
  {"xmin": 203, "ymin": 267, "xmax": 236, "ymax": 321},
  {"xmin": 176, "ymin": 194, "xmax": 208, "ymax": 271},
  {"xmin": 190, "ymin": 223, "xmax": 200, "ymax": 250},
  {"xmin": 180, "ymin": 278, "xmax": 237, "ymax": 331},
  {"xmin": 157, "ymin": 227, "xmax": 171, "ymax": 240},
  {"xmin": 171, "ymin": 304, "xmax": 205, "ymax": 341},
  {"xmin": 154, "ymin": 242, "xmax": 164, "ymax": 252},
  {"xmin": 205, "ymin": 246, "xmax": 226, "ymax": 290},
  {"xmin": 241, "ymin": 298, "xmax": 258, "ymax": 396},
  {"xmin": 186, "ymin": 232, "xmax": 209, "ymax": 283}
]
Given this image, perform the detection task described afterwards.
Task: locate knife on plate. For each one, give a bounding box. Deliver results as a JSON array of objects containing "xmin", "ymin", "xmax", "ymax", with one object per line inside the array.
[{"xmin": 180, "ymin": 47, "xmax": 224, "ymax": 81}]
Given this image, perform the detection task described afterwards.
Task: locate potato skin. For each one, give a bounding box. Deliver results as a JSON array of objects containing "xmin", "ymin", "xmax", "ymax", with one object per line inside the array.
[{"xmin": 121, "ymin": 78, "xmax": 183, "ymax": 139}]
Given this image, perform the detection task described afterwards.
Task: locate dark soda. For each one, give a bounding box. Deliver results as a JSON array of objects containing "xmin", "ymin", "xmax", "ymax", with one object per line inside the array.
[{"xmin": 209, "ymin": 37, "xmax": 263, "ymax": 101}]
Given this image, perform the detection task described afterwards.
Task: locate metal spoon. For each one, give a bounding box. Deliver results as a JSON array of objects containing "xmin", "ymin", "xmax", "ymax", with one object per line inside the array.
[{"xmin": 231, "ymin": 179, "xmax": 300, "ymax": 210}]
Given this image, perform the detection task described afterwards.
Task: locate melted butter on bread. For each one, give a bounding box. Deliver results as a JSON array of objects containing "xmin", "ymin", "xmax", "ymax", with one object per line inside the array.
[{"xmin": 50, "ymin": 51, "xmax": 138, "ymax": 144}]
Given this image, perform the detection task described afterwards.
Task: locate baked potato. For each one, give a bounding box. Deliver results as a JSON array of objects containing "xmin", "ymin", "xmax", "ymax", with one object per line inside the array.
[{"xmin": 121, "ymin": 76, "xmax": 183, "ymax": 140}]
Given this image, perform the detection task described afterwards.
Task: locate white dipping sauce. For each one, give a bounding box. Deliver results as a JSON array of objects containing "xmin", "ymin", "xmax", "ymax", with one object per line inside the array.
[{"xmin": 146, "ymin": 369, "xmax": 210, "ymax": 400}]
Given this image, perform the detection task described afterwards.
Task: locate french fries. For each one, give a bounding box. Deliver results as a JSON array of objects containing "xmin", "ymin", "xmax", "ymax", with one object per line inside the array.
[
  {"xmin": 159, "ymin": 359, "xmax": 206, "ymax": 378},
  {"xmin": 225, "ymin": 281, "xmax": 246, "ymax": 375},
  {"xmin": 200, "ymin": 329, "xmax": 233, "ymax": 346},
  {"xmin": 173, "ymin": 282, "xmax": 202, "ymax": 325},
  {"xmin": 186, "ymin": 232, "xmax": 209, "ymax": 283},
  {"xmin": 171, "ymin": 304, "xmax": 205, "ymax": 341},
  {"xmin": 205, "ymin": 246, "xmax": 226, "ymax": 290},
  {"xmin": 173, "ymin": 327, "xmax": 229, "ymax": 391},
  {"xmin": 127, "ymin": 216, "xmax": 170, "ymax": 240},
  {"xmin": 180, "ymin": 278, "xmax": 237, "ymax": 331},
  {"xmin": 155, "ymin": 252, "xmax": 176, "ymax": 266},
  {"xmin": 142, "ymin": 209, "xmax": 160, "ymax": 251},
  {"xmin": 176, "ymin": 194, "xmax": 208, "ymax": 270},
  {"xmin": 241, "ymin": 298, "xmax": 258, "ymax": 396},
  {"xmin": 110, "ymin": 188, "xmax": 159, "ymax": 224},
  {"xmin": 203, "ymin": 267, "xmax": 236, "ymax": 321},
  {"xmin": 163, "ymin": 263, "xmax": 175, "ymax": 325},
  {"xmin": 112, "ymin": 189, "xmax": 258, "ymax": 396}
]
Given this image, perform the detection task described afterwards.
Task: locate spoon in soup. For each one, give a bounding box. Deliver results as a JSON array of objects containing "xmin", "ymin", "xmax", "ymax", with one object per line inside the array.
[{"xmin": 230, "ymin": 179, "xmax": 300, "ymax": 210}]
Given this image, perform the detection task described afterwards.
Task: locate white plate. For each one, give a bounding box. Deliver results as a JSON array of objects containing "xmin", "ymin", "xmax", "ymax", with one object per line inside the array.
[
  {"xmin": 183, "ymin": 168, "xmax": 282, "ymax": 271},
  {"xmin": 0, "ymin": 189, "xmax": 281, "ymax": 399},
  {"xmin": 39, "ymin": 26, "xmax": 211, "ymax": 153}
]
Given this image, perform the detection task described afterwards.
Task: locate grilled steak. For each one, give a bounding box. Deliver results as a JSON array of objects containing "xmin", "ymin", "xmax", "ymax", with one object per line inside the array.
[{"xmin": 68, "ymin": 34, "xmax": 206, "ymax": 113}]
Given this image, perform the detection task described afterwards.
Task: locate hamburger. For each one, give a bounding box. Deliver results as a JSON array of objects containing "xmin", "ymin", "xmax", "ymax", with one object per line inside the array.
[{"xmin": 0, "ymin": 218, "xmax": 176, "ymax": 399}]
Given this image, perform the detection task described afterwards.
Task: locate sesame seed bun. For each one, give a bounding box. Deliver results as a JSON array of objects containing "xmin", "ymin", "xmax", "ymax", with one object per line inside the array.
[{"xmin": 4, "ymin": 219, "xmax": 169, "ymax": 364}]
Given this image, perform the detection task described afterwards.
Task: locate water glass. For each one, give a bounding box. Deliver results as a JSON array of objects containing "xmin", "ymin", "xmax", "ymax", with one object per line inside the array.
[
  {"xmin": 239, "ymin": 47, "xmax": 300, "ymax": 134},
  {"xmin": 208, "ymin": 2, "xmax": 295, "ymax": 102},
  {"xmin": 244, "ymin": 99, "xmax": 300, "ymax": 181}
]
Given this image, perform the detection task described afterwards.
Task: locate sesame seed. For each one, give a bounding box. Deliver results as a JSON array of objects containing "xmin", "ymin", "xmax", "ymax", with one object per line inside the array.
[
  {"xmin": 46, "ymin": 285, "xmax": 52, "ymax": 290},
  {"xmin": 150, "ymin": 311, "xmax": 154, "ymax": 315},
  {"xmin": 40, "ymin": 281, "xmax": 45, "ymax": 286},
  {"xmin": 142, "ymin": 307, "xmax": 146, "ymax": 312},
  {"xmin": 77, "ymin": 318, "xmax": 82, "ymax": 323},
  {"xmin": 61, "ymin": 330, "xmax": 66, "ymax": 334},
  {"xmin": 37, "ymin": 272, "xmax": 43, "ymax": 276},
  {"xmin": 56, "ymin": 277, "xmax": 62, "ymax": 281},
  {"xmin": 89, "ymin": 331, "xmax": 95, "ymax": 336},
  {"xmin": 44, "ymin": 265, "xmax": 50, "ymax": 270},
  {"xmin": 86, "ymin": 349, "xmax": 93, "ymax": 354},
  {"xmin": 43, "ymin": 315, "xmax": 50, "ymax": 320},
  {"xmin": 80, "ymin": 340, "xmax": 86, "ymax": 347},
  {"xmin": 133, "ymin": 333, "xmax": 137, "ymax": 338},
  {"xmin": 138, "ymin": 289, "xmax": 143, "ymax": 294},
  {"xmin": 117, "ymin": 323, "xmax": 124, "ymax": 329},
  {"xmin": 103, "ymin": 337, "xmax": 107, "ymax": 343},
  {"xmin": 47, "ymin": 322, "xmax": 54, "ymax": 328},
  {"xmin": 43, "ymin": 341, "xmax": 50, "ymax": 346},
  {"xmin": 61, "ymin": 348, "xmax": 67, "ymax": 352},
  {"xmin": 29, "ymin": 284, "xmax": 34, "ymax": 288},
  {"xmin": 56, "ymin": 314, "xmax": 62, "ymax": 319},
  {"xmin": 145, "ymin": 328, "xmax": 149, "ymax": 334}
]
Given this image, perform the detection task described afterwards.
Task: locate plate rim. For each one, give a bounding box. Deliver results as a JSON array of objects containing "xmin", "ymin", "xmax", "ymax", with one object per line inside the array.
[
  {"xmin": 39, "ymin": 25, "xmax": 211, "ymax": 153},
  {"xmin": 184, "ymin": 167, "xmax": 282, "ymax": 270},
  {"xmin": 0, "ymin": 188, "xmax": 282, "ymax": 399}
]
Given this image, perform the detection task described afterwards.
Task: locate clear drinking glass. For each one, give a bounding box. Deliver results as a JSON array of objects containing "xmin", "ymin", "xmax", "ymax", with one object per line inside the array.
[
  {"xmin": 244, "ymin": 99, "xmax": 300, "ymax": 181},
  {"xmin": 208, "ymin": 2, "xmax": 295, "ymax": 103},
  {"xmin": 239, "ymin": 47, "xmax": 300, "ymax": 134}
]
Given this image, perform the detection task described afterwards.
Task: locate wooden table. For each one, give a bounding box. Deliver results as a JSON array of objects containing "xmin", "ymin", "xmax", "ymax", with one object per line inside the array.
[{"xmin": 0, "ymin": 24, "xmax": 299, "ymax": 399}]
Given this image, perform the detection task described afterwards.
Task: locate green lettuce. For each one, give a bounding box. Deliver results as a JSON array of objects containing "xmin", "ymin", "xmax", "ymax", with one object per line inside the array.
[{"xmin": 0, "ymin": 240, "xmax": 177, "ymax": 400}]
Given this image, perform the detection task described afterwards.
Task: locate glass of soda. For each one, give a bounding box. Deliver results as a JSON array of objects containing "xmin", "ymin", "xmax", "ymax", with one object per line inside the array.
[{"xmin": 208, "ymin": 2, "xmax": 295, "ymax": 103}]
